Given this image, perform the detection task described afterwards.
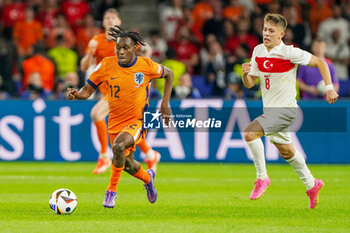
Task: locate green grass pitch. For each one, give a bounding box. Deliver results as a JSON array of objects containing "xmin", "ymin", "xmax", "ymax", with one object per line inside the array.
[{"xmin": 0, "ymin": 162, "xmax": 349, "ymax": 233}]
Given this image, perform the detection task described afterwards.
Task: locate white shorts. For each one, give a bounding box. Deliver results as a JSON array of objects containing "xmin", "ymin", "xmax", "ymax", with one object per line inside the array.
[{"xmin": 256, "ymin": 107, "xmax": 298, "ymax": 145}]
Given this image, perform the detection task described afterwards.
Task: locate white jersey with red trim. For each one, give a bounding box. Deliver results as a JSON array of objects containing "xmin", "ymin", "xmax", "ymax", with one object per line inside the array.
[{"xmin": 249, "ymin": 42, "xmax": 312, "ymax": 107}]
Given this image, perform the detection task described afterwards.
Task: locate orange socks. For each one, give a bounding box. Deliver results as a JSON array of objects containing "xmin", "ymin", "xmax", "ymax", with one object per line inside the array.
[
  {"xmin": 107, "ymin": 164, "xmax": 124, "ymax": 192},
  {"xmin": 133, "ymin": 163, "xmax": 151, "ymax": 184},
  {"xmin": 94, "ymin": 120, "xmax": 108, "ymax": 154},
  {"xmin": 138, "ymin": 140, "xmax": 150, "ymax": 154}
]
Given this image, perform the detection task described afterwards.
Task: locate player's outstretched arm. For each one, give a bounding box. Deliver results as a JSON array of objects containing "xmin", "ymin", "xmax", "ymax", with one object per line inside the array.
[
  {"xmin": 66, "ymin": 83, "xmax": 95, "ymax": 100},
  {"xmin": 80, "ymin": 40, "xmax": 98, "ymax": 72},
  {"xmin": 242, "ymin": 62, "xmax": 257, "ymax": 88},
  {"xmin": 160, "ymin": 66, "xmax": 173, "ymax": 125},
  {"xmin": 307, "ymin": 55, "xmax": 339, "ymax": 104}
]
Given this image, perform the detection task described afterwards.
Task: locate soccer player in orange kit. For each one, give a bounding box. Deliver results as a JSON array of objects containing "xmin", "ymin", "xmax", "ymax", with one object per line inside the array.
[
  {"xmin": 67, "ymin": 26, "xmax": 173, "ymax": 208},
  {"xmin": 80, "ymin": 9, "xmax": 161, "ymax": 174}
]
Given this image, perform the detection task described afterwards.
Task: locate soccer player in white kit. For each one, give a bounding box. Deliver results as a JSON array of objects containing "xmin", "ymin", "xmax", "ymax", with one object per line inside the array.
[{"xmin": 242, "ymin": 13, "xmax": 339, "ymax": 208}]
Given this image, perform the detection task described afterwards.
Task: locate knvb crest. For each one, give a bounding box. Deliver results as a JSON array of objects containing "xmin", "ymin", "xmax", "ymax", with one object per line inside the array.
[{"xmin": 134, "ymin": 72, "xmax": 145, "ymax": 85}]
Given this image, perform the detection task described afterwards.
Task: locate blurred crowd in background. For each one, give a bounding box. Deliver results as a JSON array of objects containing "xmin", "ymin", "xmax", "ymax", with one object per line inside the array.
[{"xmin": 1, "ymin": 0, "xmax": 350, "ymax": 100}]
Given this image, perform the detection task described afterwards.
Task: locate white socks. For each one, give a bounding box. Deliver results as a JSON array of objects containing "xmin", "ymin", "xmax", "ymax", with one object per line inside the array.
[
  {"xmin": 286, "ymin": 148, "xmax": 315, "ymax": 190},
  {"xmin": 247, "ymin": 138, "xmax": 268, "ymax": 180},
  {"xmin": 247, "ymin": 139, "xmax": 315, "ymax": 190},
  {"xmin": 145, "ymin": 149, "xmax": 155, "ymax": 160},
  {"xmin": 99, "ymin": 153, "xmax": 108, "ymax": 159}
]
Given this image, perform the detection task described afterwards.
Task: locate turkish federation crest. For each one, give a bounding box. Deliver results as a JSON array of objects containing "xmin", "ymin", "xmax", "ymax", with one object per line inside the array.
[{"xmin": 134, "ymin": 72, "xmax": 145, "ymax": 85}]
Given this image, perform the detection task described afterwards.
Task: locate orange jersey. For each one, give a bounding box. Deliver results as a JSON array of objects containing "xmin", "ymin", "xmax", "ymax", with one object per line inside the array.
[
  {"xmin": 87, "ymin": 33, "xmax": 116, "ymax": 64},
  {"xmin": 86, "ymin": 33, "xmax": 116, "ymax": 96},
  {"xmin": 22, "ymin": 55, "xmax": 55, "ymax": 91},
  {"xmin": 86, "ymin": 33, "xmax": 141, "ymax": 63},
  {"xmin": 13, "ymin": 20, "xmax": 43, "ymax": 53},
  {"xmin": 88, "ymin": 56, "xmax": 165, "ymax": 133}
]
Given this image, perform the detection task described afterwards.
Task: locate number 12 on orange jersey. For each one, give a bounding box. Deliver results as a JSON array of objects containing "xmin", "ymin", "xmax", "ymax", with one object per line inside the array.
[{"xmin": 110, "ymin": 85, "xmax": 120, "ymax": 98}]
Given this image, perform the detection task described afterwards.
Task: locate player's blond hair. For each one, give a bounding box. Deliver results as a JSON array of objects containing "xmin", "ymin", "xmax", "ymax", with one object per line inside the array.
[
  {"xmin": 103, "ymin": 8, "xmax": 120, "ymax": 18},
  {"xmin": 264, "ymin": 13, "xmax": 288, "ymax": 31}
]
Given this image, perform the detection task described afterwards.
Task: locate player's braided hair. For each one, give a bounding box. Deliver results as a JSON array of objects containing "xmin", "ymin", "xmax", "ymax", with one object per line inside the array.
[{"xmin": 108, "ymin": 25, "xmax": 146, "ymax": 46}]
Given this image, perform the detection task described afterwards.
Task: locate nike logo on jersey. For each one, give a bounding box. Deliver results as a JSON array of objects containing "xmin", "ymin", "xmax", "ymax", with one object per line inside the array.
[
  {"xmin": 264, "ymin": 75, "xmax": 271, "ymax": 78},
  {"xmin": 111, "ymin": 77, "xmax": 121, "ymax": 80}
]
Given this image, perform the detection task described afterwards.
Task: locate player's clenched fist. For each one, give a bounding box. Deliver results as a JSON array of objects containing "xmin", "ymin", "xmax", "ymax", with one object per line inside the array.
[
  {"xmin": 88, "ymin": 40, "xmax": 98, "ymax": 53},
  {"xmin": 66, "ymin": 88, "xmax": 79, "ymax": 100},
  {"xmin": 326, "ymin": 89, "xmax": 339, "ymax": 104},
  {"xmin": 242, "ymin": 63, "xmax": 251, "ymax": 76}
]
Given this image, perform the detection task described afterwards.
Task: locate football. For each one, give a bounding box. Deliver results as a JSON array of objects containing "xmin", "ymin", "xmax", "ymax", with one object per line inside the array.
[
  {"xmin": 317, "ymin": 80, "xmax": 326, "ymax": 95},
  {"xmin": 49, "ymin": 188, "xmax": 77, "ymax": 215}
]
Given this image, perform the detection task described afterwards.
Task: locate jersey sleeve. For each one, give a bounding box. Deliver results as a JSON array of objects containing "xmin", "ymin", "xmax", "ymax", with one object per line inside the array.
[
  {"xmin": 146, "ymin": 57, "xmax": 165, "ymax": 80},
  {"xmin": 87, "ymin": 60, "xmax": 106, "ymax": 89},
  {"xmin": 249, "ymin": 46, "xmax": 259, "ymax": 77},
  {"xmin": 288, "ymin": 47, "xmax": 312, "ymax": 66}
]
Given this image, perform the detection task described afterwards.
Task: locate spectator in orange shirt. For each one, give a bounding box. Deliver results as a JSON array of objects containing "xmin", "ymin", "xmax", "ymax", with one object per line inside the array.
[
  {"xmin": 191, "ymin": 0, "xmax": 214, "ymax": 41},
  {"xmin": 309, "ymin": 0, "xmax": 332, "ymax": 37},
  {"xmin": 76, "ymin": 13, "xmax": 103, "ymax": 57},
  {"xmin": 13, "ymin": 7, "xmax": 43, "ymax": 57},
  {"xmin": 21, "ymin": 42, "xmax": 56, "ymax": 92},
  {"xmin": 223, "ymin": 0, "xmax": 243, "ymax": 23},
  {"xmin": 46, "ymin": 13, "xmax": 76, "ymax": 49}
]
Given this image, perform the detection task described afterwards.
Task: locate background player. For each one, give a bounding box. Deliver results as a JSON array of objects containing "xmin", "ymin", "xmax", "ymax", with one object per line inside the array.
[
  {"xmin": 67, "ymin": 26, "xmax": 174, "ymax": 208},
  {"xmin": 80, "ymin": 9, "xmax": 161, "ymax": 174},
  {"xmin": 241, "ymin": 13, "xmax": 338, "ymax": 208}
]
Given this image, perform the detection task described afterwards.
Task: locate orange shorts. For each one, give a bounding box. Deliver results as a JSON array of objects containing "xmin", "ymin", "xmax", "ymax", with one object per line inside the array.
[{"xmin": 108, "ymin": 120, "xmax": 147, "ymax": 156}]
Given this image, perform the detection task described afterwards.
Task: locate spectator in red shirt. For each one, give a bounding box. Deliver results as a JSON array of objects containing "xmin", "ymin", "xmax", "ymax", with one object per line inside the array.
[
  {"xmin": 36, "ymin": 0, "xmax": 60, "ymax": 36},
  {"xmin": 224, "ymin": 18, "xmax": 258, "ymax": 56},
  {"xmin": 0, "ymin": 0, "xmax": 26, "ymax": 39},
  {"xmin": 168, "ymin": 25, "xmax": 199, "ymax": 74},
  {"xmin": 61, "ymin": 0, "xmax": 90, "ymax": 29}
]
